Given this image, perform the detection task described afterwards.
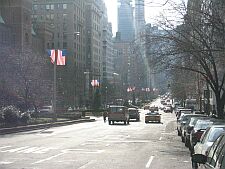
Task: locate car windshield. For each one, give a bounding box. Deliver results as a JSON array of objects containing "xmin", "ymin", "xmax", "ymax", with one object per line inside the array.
[
  {"xmin": 195, "ymin": 121, "xmax": 213, "ymax": 130},
  {"xmin": 110, "ymin": 107, "xmax": 124, "ymax": 113},
  {"xmin": 208, "ymin": 127, "xmax": 225, "ymax": 142}
]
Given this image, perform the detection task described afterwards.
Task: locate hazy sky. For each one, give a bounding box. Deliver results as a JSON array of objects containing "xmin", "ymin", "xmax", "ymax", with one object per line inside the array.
[{"xmin": 104, "ymin": 0, "xmax": 187, "ymax": 36}]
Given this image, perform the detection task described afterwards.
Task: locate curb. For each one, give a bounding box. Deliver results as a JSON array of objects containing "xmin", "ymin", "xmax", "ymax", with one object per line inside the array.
[{"xmin": 0, "ymin": 118, "xmax": 95, "ymax": 135}]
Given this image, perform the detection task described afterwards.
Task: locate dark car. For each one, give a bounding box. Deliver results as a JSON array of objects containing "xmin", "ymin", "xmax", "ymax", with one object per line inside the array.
[
  {"xmin": 190, "ymin": 119, "xmax": 214, "ymax": 154},
  {"xmin": 128, "ymin": 108, "xmax": 140, "ymax": 121},
  {"xmin": 183, "ymin": 116, "xmax": 210, "ymax": 147},
  {"xmin": 192, "ymin": 133, "xmax": 225, "ymax": 169}
]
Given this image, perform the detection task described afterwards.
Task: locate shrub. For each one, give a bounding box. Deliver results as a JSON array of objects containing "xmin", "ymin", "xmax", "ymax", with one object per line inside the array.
[
  {"xmin": 2, "ymin": 105, "xmax": 20, "ymax": 124},
  {"xmin": 20, "ymin": 112, "xmax": 31, "ymax": 124}
]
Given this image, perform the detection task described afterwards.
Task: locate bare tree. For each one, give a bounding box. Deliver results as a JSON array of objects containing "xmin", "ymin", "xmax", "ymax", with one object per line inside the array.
[{"xmin": 151, "ymin": 0, "xmax": 225, "ymax": 118}]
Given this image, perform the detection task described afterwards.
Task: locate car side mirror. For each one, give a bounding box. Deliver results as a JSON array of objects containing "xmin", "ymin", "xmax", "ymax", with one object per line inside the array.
[{"xmin": 192, "ymin": 154, "xmax": 207, "ymax": 164}]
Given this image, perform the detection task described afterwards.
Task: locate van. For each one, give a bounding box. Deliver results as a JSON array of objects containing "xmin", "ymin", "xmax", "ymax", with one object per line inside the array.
[{"xmin": 108, "ymin": 105, "xmax": 129, "ymax": 125}]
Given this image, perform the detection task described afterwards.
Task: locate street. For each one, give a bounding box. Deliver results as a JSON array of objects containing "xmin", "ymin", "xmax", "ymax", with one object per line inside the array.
[{"xmin": 0, "ymin": 100, "xmax": 191, "ymax": 169}]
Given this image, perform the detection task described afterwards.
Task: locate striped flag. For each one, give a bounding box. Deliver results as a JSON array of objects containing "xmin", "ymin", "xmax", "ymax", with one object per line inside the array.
[
  {"xmin": 48, "ymin": 49, "xmax": 66, "ymax": 65},
  {"xmin": 91, "ymin": 80, "xmax": 100, "ymax": 87},
  {"xmin": 57, "ymin": 50, "xmax": 66, "ymax": 65},
  {"xmin": 48, "ymin": 49, "xmax": 55, "ymax": 64}
]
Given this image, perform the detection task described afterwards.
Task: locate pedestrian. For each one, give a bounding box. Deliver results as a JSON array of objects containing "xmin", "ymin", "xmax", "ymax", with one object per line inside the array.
[{"xmin": 103, "ymin": 111, "xmax": 107, "ymax": 122}]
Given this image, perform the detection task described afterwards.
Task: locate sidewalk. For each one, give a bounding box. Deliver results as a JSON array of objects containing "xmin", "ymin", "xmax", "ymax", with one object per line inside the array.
[{"xmin": 0, "ymin": 117, "xmax": 95, "ymax": 135}]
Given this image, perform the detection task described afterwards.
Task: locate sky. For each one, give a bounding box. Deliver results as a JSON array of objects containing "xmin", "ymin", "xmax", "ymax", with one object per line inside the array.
[{"xmin": 104, "ymin": 0, "xmax": 187, "ymax": 36}]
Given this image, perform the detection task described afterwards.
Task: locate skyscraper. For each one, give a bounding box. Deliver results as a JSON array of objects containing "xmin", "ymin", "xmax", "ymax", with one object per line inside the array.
[
  {"xmin": 118, "ymin": 0, "xmax": 135, "ymax": 42},
  {"xmin": 134, "ymin": 0, "xmax": 145, "ymax": 37}
]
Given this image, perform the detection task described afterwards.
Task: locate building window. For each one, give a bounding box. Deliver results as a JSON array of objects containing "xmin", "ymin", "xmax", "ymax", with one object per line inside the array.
[
  {"xmin": 63, "ymin": 14, "xmax": 68, "ymax": 21},
  {"xmin": 51, "ymin": 4, "xmax": 54, "ymax": 10},
  {"xmin": 25, "ymin": 33, "xmax": 29, "ymax": 44},
  {"xmin": 63, "ymin": 33, "xmax": 67, "ymax": 40},
  {"xmin": 46, "ymin": 4, "xmax": 50, "ymax": 10},
  {"xmin": 63, "ymin": 23, "xmax": 67, "ymax": 31},
  {"xmin": 63, "ymin": 42, "xmax": 67, "ymax": 49},
  {"xmin": 33, "ymin": 5, "xmax": 38, "ymax": 10},
  {"xmin": 50, "ymin": 14, "xmax": 54, "ymax": 20},
  {"xmin": 58, "ymin": 42, "xmax": 60, "ymax": 48},
  {"xmin": 47, "ymin": 42, "xmax": 50, "ymax": 49},
  {"xmin": 51, "ymin": 43, "xmax": 54, "ymax": 49},
  {"xmin": 46, "ymin": 14, "xmax": 50, "ymax": 20},
  {"xmin": 63, "ymin": 4, "xmax": 67, "ymax": 9}
]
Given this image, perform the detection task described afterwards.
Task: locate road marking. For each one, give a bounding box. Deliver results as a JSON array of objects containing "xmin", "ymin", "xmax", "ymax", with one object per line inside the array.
[
  {"xmin": 61, "ymin": 149, "xmax": 104, "ymax": 154},
  {"xmin": 0, "ymin": 146, "xmax": 12, "ymax": 150},
  {"xmin": 78, "ymin": 160, "xmax": 96, "ymax": 169},
  {"xmin": 0, "ymin": 161, "xmax": 13, "ymax": 164},
  {"xmin": 0, "ymin": 146, "xmax": 29, "ymax": 153},
  {"xmin": 146, "ymin": 156, "xmax": 155, "ymax": 168},
  {"xmin": 159, "ymin": 137, "xmax": 162, "ymax": 141},
  {"xmin": 32, "ymin": 152, "xmax": 66, "ymax": 164}
]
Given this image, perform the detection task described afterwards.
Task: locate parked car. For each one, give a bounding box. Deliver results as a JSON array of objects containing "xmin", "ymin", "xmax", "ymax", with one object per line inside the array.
[
  {"xmin": 190, "ymin": 119, "xmax": 214, "ymax": 154},
  {"xmin": 192, "ymin": 132, "xmax": 225, "ymax": 169},
  {"xmin": 176, "ymin": 108, "xmax": 193, "ymax": 121},
  {"xmin": 128, "ymin": 108, "xmax": 140, "ymax": 121},
  {"xmin": 108, "ymin": 105, "xmax": 129, "ymax": 125},
  {"xmin": 177, "ymin": 110, "xmax": 193, "ymax": 136},
  {"xmin": 145, "ymin": 111, "xmax": 161, "ymax": 123},
  {"xmin": 183, "ymin": 116, "xmax": 209, "ymax": 147},
  {"xmin": 194, "ymin": 124, "xmax": 225, "ymax": 158},
  {"xmin": 39, "ymin": 105, "xmax": 53, "ymax": 114},
  {"xmin": 181, "ymin": 114, "xmax": 207, "ymax": 143},
  {"xmin": 144, "ymin": 105, "xmax": 150, "ymax": 110}
]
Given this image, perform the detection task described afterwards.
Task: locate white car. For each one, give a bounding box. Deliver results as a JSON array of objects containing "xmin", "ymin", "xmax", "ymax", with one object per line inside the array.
[
  {"xmin": 194, "ymin": 124, "xmax": 225, "ymax": 156},
  {"xmin": 39, "ymin": 105, "xmax": 53, "ymax": 114}
]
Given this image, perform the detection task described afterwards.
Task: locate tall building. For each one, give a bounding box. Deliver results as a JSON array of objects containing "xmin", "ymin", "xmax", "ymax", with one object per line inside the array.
[
  {"xmin": 134, "ymin": 0, "xmax": 145, "ymax": 38},
  {"xmin": 118, "ymin": 0, "xmax": 135, "ymax": 42},
  {"xmin": 85, "ymin": 0, "xmax": 104, "ymax": 106},
  {"xmin": 32, "ymin": 0, "xmax": 87, "ymax": 107},
  {"xmin": 0, "ymin": 0, "xmax": 32, "ymax": 51}
]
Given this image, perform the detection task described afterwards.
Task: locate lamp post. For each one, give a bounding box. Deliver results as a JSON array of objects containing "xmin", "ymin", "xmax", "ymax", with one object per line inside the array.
[
  {"xmin": 72, "ymin": 32, "xmax": 80, "ymax": 109},
  {"xmin": 112, "ymin": 73, "xmax": 119, "ymax": 99}
]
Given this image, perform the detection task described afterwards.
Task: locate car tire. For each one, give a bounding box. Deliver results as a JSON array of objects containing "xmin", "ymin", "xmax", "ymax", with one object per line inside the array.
[
  {"xmin": 191, "ymin": 161, "xmax": 198, "ymax": 169},
  {"xmin": 177, "ymin": 130, "xmax": 181, "ymax": 136},
  {"xmin": 127, "ymin": 120, "xmax": 129, "ymax": 125},
  {"xmin": 181, "ymin": 136, "xmax": 185, "ymax": 142},
  {"xmin": 124, "ymin": 121, "xmax": 126, "ymax": 125},
  {"xmin": 108, "ymin": 120, "xmax": 111, "ymax": 125}
]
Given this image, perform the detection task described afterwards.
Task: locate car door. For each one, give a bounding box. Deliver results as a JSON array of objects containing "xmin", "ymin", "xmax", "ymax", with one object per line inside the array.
[
  {"xmin": 204, "ymin": 135, "xmax": 225, "ymax": 168},
  {"xmin": 194, "ymin": 127, "xmax": 211, "ymax": 154}
]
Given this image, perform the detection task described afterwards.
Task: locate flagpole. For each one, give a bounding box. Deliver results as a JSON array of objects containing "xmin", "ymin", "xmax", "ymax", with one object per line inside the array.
[{"xmin": 53, "ymin": 49, "xmax": 57, "ymax": 121}]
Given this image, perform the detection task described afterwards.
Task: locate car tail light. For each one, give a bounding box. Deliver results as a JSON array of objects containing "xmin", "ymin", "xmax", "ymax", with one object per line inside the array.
[{"xmin": 195, "ymin": 131, "xmax": 203, "ymax": 141}]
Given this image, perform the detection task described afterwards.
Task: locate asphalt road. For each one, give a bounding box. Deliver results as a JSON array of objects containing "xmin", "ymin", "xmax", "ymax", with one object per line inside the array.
[{"xmin": 0, "ymin": 101, "xmax": 191, "ymax": 169}]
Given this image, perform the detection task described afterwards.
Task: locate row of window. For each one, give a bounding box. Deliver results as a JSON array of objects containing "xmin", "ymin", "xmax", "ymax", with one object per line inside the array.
[
  {"xmin": 33, "ymin": 4, "xmax": 68, "ymax": 11},
  {"xmin": 32, "ymin": 13, "xmax": 68, "ymax": 21}
]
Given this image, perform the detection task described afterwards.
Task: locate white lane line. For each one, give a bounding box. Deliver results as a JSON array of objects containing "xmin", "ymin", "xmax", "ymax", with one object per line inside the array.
[
  {"xmin": 32, "ymin": 152, "xmax": 65, "ymax": 164},
  {"xmin": 159, "ymin": 137, "xmax": 162, "ymax": 141},
  {"xmin": 0, "ymin": 161, "xmax": 13, "ymax": 164},
  {"xmin": 146, "ymin": 156, "xmax": 155, "ymax": 168},
  {"xmin": 78, "ymin": 160, "xmax": 96, "ymax": 169}
]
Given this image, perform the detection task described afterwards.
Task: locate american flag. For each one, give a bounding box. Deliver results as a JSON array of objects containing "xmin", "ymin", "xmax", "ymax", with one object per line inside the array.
[
  {"xmin": 91, "ymin": 80, "xmax": 100, "ymax": 87},
  {"xmin": 48, "ymin": 49, "xmax": 66, "ymax": 65},
  {"xmin": 48, "ymin": 49, "xmax": 55, "ymax": 64},
  {"xmin": 57, "ymin": 50, "xmax": 66, "ymax": 65}
]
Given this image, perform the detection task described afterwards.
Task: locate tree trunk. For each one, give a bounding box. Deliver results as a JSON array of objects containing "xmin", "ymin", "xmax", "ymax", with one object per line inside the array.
[{"xmin": 216, "ymin": 94, "xmax": 225, "ymax": 119}]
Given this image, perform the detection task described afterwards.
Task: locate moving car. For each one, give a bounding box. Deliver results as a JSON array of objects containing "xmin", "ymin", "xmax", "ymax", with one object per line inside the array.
[
  {"xmin": 164, "ymin": 106, "xmax": 172, "ymax": 113},
  {"xmin": 128, "ymin": 108, "xmax": 140, "ymax": 121},
  {"xmin": 192, "ymin": 133, "xmax": 225, "ymax": 169},
  {"xmin": 108, "ymin": 105, "xmax": 129, "ymax": 125},
  {"xmin": 145, "ymin": 111, "xmax": 161, "ymax": 123}
]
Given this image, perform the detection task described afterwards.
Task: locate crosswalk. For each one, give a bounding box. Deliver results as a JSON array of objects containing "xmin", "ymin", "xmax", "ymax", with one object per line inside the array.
[{"xmin": 0, "ymin": 146, "xmax": 57, "ymax": 154}]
